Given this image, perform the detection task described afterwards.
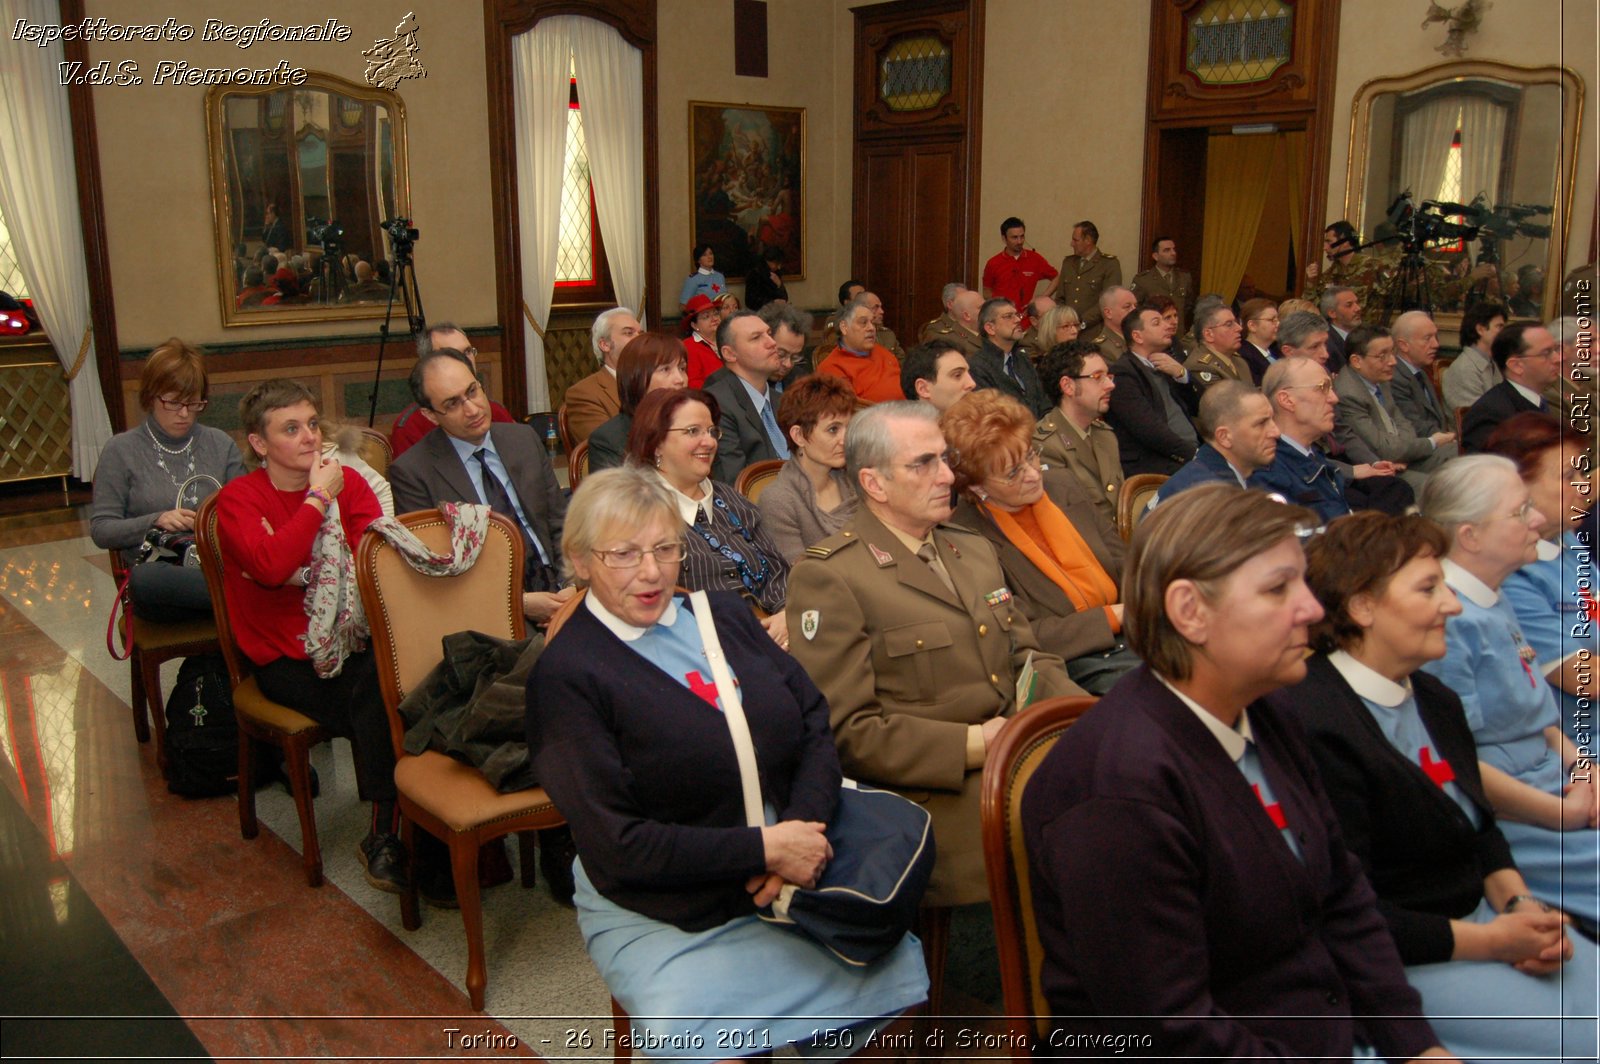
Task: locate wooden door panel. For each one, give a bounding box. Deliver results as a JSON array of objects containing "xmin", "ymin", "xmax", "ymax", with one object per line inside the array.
[{"xmin": 906, "ymin": 146, "xmax": 960, "ymax": 333}]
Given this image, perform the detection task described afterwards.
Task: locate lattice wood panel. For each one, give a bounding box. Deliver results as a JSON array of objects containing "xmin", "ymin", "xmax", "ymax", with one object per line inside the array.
[
  {"xmin": 542, "ymin": 319, "xmax": 596, "ymax": 411},
  {"xmin": 0, "ymin": 359, "xmax": 71, "ymax": 483}
]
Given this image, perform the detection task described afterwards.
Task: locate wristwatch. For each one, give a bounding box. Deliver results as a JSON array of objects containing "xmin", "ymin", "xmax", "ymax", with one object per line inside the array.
[{"xmin": 1503, "ymin": 893, "xmax": 1551, "ymax": 913}]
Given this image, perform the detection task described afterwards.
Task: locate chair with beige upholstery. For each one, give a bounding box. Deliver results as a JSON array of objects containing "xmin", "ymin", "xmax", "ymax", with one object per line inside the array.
[
  {"xmin": 353, "ymin": 426, "xmax": 393, "ymax": 479},
  {"xmin": 194, "ymin": 495, "xmax": 330, "ymax": 887},
  {"xmin": 733, "ymin": 458, "xmax": 784, "ymax": 503},
  {"xmin": 1116, "ymin": 473, "xmax": 1168, "ymax": 542},
  {"xmin": 981, "ymin": 694, "xmax": 1099, "ymax": 1058},
  {"xmin": 110, "ymin": 548, "xmax": 220, "ymax": 765},
  {"xmin": 356, "ymin": 508, "xmax": 565, "ymax": 1011}
]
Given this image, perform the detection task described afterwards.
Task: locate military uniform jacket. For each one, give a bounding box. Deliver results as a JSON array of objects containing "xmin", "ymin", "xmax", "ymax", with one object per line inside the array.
[
  {"xmin": 1130, "ymin": 266, "xmax": 1194, "ymax": 329},
  {"xmin": 1057, "ymin": 251, "xmax": 1122, "ymax": 328},
  {"xmin": 920, "ymin": 312, "xmax": 983, "ymax": 358},
  {"xmin": 785, "ymin": 508, "xmax": 1075, "ymax": 907},
  {"xmin": 1091, "ymin": 326, "xmax": 1127, "ymax": 364},
  {"xmin": 877, "ymin": 324, "xmax": 906, "ymax": 362},
  {"xmin": 1183, "ymin": 345, "xmax": 1252, "ymax": 392},
  {"xmin": 1035, "ymin": 410, "xmax": 1122, "ymax": 527}
]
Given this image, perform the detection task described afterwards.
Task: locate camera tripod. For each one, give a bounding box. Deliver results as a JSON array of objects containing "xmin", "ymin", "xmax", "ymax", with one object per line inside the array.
[{"xmin": 366, "ymin": 224, "xmax": 425, "ymax": 427}]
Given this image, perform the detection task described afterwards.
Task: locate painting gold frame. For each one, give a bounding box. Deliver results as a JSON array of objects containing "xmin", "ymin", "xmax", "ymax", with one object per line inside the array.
[
  {"xmin": 205, "ymin": 72, "xmax": 411, "ymax": 327},
  {"xmin": 1343, "ymin": 60, "xmax": 1584, "ymax": 332}
]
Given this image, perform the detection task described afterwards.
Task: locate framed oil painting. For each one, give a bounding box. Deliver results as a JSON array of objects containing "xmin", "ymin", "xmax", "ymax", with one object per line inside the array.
[{"xmin": 688, "ymin": 102, "xmax": 805, "ymax": 281}]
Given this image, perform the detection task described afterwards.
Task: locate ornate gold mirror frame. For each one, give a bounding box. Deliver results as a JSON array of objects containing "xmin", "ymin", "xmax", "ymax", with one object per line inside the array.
[
  {"xmin": 205, "ymin": 72, "xmax": 411, "ymax": 327},
  {"xmin": 1344, "ymin": 60, "xmax": 1583, "ymax": 334}
]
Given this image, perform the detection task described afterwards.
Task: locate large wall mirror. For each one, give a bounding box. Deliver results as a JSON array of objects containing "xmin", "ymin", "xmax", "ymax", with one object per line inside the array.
[
  {"xmin": 206, "ymin": 73, "xmax": 410, "ymax": 327},
  {"xmin": 1345, "ymin": 60, "xmax": 1583, "ymax": 332}
]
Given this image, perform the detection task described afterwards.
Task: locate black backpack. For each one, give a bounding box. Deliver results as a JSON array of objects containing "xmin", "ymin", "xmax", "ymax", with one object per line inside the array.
[{"xmin": 163, "ymin": 654, "xmax": 250, "ymax": 798}]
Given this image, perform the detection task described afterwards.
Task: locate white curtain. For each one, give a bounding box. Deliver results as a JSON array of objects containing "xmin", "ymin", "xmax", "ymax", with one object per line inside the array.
[
  {"xmin": 0, "ymin": 0, "xmax": 113, "ymax": 477},
  {"xmin": 1399, "ymin": 96, "xmax": 1461, "ymax": 205},
  {"xmin": 511, "ymin": 19, "xmax": 576, "ymax": 412},
  {"xmin": 568, "ymin": 17, "xmax": 647, "ymax": 328},
  {"xmin": 1457, "ymin": 97, "xmax": 1508, "ymax": 206}
]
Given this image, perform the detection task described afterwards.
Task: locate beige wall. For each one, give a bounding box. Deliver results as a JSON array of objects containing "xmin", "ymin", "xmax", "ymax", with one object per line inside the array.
[
  {"xmin": 654, "ymin": 0, "xmax": 856, "ymax": 315},
  {"xmin": 977, "ymin": 0, "xmax": 1152, "ymax": 285},
  {"xmin": 1326, "ymin": 0, "xmax": 1597, "ymax": 272},
  {"xmin": 86, "ymin": 0, "xmax": 498, "ymax": 348}
]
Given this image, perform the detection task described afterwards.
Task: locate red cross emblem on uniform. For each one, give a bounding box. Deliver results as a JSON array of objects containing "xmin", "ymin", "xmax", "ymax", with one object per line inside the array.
[
  {"xmin": 685, "ymin": 670, "xmax": 720, "ymax": 707},
  {"xmin": 1419, "ymin": 746, "xmax": 1456, "ymax": 788},
  {"xmin": 1252, "ymin": 783, "xmax": 1287, "ymax": 830}
]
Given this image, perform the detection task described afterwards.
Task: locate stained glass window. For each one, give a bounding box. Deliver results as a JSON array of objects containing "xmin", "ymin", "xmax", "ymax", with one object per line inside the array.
[
  {"xmin": 880, "ymin": 35, "xmax": 951, "ymax": 112},
  {"xmin": 555, "ymin": 95, "xmax": 595, "ymax": 286},
  {"xmin": 1186, "ymin": 0, "xmax": 1293, "ymax": 85}
]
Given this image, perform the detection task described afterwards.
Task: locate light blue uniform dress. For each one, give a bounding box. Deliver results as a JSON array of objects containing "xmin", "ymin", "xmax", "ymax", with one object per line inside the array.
[
  {"xmin": 572, "ymin": 597, "xmax": 928, "ymax": 1062},
  {"xmin": 1336, "ymin": 654, "xmax": 1599, "ymax": 1064},
  {"xmin": 1503, "ymin": 531, "xmax": 1597, "ymax": 743},
  {"xmin": 679, "ymin": 268, "xmax": 727, "ymax": 307},
  {"xmin": 1424, "ymin": 560, "xmax": 1600, "ymax": 927}
]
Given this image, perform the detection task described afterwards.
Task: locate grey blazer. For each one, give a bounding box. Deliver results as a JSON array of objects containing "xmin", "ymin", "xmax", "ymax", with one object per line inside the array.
[
  {"xmin": 389, "ymin": 422, "xmax": 566, "ymax": 567},
  {"xmin": 1390, "ymin": 361, "xmax": 1452, "ymax": 437},
  {"xmin": 948, "ymin": 468, "xmax": 1125, "ymax": 663},
  {"xmin": 1333, "ymin": 370, "xmax": 1438, "ymax": 465},
  {"xmin": 757, "ymin": 460, "xmax": 858, "ymax": 564},
  {"xmin": 702, "ymin": 367, "xmax": 783, "ymax": 484}
]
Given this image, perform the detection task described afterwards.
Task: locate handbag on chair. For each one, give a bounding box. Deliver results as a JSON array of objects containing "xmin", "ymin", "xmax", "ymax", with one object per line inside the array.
[{"xmin": 688, "ymin": 591, "xmax": 935, "ymax": 967}]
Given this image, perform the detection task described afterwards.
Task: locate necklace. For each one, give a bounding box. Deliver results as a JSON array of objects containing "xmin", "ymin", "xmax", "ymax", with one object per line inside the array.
[{"xmin": 146, "ymin": 423, "xmax": 198, "ymax": 505}]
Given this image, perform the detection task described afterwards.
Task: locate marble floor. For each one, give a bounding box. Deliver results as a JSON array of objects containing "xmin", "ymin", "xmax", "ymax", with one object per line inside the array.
[{"xmin": 0, "ymin": 498, "xmax": 1009, "ymax": 1062}]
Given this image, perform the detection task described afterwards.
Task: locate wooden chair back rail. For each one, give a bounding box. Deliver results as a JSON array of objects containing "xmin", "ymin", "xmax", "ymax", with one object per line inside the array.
[{"xmin": 981, "ymin": 694, "xmax": 1098, "ymax": 1054}]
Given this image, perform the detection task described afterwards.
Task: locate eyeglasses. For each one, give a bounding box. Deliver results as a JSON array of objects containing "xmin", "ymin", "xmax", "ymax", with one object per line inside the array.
[
  {"xmin": 667, "ymin": 425, "xmax": 723, "ymax": 441},
  {"xmin": 156, "ymin": 396, "xmax": 209, "ymax": 414},
  {"xmin": 1515, "ymin": 344, "xmax": 1560, "ymax": 361},
  {"xmin": 1070, "ymin": 371, "xmax": 1110, "ymax": 383},
  {"xmin": 992, "ymin": 446, "xmax": 1043, "ymax": 486},
  {"xmin": 1491, "ymin": 498, "xmax": 1538, "ymax": 524},
  {"xmin": 591, "ymin": 542, "xmax": 687, "ymax": 569},
  {"xmin": 436, "ymin": 380, "xmax": 482, "ymax": 415},
  {"xmin": 896, "ymin": 450, "xmax": 957, "ymax": 478},
  {"xmin": 1287, "ymin": 379, "xmax": 1335, "ymax": 394}
]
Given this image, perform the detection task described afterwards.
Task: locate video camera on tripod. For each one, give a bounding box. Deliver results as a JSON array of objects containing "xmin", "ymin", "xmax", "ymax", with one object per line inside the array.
[
  {"xmin": 1384, "ymin": 192, "xmax": 1481, "ymax": 253},
  {"xmin": 381, "ymin": 216, "xmax": 419, "ymax": 260}
]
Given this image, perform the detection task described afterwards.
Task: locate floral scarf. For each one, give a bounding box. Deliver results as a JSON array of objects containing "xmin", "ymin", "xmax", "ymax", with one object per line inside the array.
[{"xmin": 302, "ymin": 501, "xmax": 492, "ymax": 678}]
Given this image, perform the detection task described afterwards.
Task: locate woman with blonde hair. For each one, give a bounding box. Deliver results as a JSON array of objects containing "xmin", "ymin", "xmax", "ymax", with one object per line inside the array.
[{"xmin": 1032, "ymin": 302, "xmax": 1082, "ymax": 351}]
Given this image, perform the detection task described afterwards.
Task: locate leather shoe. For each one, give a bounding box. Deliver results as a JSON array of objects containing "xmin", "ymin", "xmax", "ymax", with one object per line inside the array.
[
  {"xmin": 539, "ymin": 827, "xmax": 577, "ymax": 907},
  {"xmin": 358, "ymin": 832, "xmax": 408, "ymax": 894},
  {"xmin": 417, "ymin": 861, "xmax": 459, "ymax": 909}
]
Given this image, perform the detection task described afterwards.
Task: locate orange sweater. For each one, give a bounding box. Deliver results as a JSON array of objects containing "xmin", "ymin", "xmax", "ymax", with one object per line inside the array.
[{"xmin": 816, "ymin": 344, "xmax": 903, "ymax": 404}]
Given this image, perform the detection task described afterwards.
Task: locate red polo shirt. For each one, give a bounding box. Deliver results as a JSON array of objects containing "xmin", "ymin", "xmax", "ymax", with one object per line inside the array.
[{"xmin": 982, "ymin": 249, "xmax": 1057, "ymax": 320}]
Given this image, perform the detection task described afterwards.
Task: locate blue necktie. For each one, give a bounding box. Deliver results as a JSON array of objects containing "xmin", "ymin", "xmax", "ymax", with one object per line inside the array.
[
  {"xmin": 759, "ymin": 399, "xmax": 790, "ymax": 459},
  {"xmin": 474, "ymin": 448, "xmax": 549, "ymax": 569}
]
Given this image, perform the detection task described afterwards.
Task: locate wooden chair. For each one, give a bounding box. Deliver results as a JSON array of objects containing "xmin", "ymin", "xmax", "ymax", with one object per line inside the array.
[
  {"xmin": 568, "ymin": 440, "xmax": 591, "ymax": 490},
  {"xmin": 353, "ymin": 426, "xmax": 393, "ymax": 479},
  {"xmin": 110, "ymin": 549, "xmax": 221, "ymax": 763},
  {"xmin": 1116, "ymin": 474, "xmax": 1168, "ymax": 541},
  {"xmin": 356, "ymin": 509, "xmax": 566, "ymax": 1011},
  {"xmin": 556, "ymin": 404, "xmax": 577, "ymax": 455},
  {"xmin": 194, "ymin": 495, "xmax": 331, "ymax": 888},
  {"xmin": 1455, "ymin": 405, "xmax": 1468, "ymax": 443},
  {"xmin": 734, "ymin": 458, "xmax": 785, "ymax": 502},
  {"xmin": 981, "ymin": 694, "xmax": 1099, "ymax": 1058}
]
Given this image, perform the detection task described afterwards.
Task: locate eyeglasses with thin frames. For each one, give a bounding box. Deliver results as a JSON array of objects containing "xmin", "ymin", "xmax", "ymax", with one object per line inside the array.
[
  {"xmin": 991, "ymin": 446, "xmax": 1043, "ymax": 487},
  {"xmin": 1287, "ymin": 379, "xmax": 1335, "ymax": 394},
  {"xmin": 591, "ymin": 542, "xmax": 687, "ymax": 569},
  {"xmin": 1070, "ymin": 371, "xmax": 1110, "ymax": 383},
  {"xmin": 156, "ymin": 396, "xmax": 209, "ymax": 414},
  {"xmin": 896, "ymin": 450, "xmax": 957, "ymax": 478},
  {"xmin": 667, "ymin": 425, "xmax": 723, "ymax": 441},
  {"xmin": 436, "ymin": 380, "xmax": 482, "ymax": 415}
]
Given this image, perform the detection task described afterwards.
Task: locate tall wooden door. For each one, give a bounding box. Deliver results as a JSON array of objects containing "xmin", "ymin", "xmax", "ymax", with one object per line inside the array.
[{"xmin": 853, "ymin": 0, "xmax": 984, "ymax": 340}]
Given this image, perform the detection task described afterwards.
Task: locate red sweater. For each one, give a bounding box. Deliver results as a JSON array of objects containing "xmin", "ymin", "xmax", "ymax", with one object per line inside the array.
[
  {"xmin": 390, "ymin": 398, "xmax": 514, "ymax": 458},
  {"xmin": 216, "ymin": 467, "xmax": 382, "ymax": 666}
]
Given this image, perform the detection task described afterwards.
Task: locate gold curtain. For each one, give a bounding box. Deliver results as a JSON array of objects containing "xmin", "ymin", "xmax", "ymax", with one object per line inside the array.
[
  {"xmin": 1280, "ymin": 131, "xmax": 1307, "ymax": 271},
  {"xmin": 1200, "ymin": 133, "xmax": 1280, "ymax": 303}
]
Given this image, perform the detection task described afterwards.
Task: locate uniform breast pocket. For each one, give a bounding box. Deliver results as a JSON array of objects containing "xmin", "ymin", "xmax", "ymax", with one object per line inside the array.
[{"xmin": 883, "ymin": 621, "xmax": 954, "ymax": 698}]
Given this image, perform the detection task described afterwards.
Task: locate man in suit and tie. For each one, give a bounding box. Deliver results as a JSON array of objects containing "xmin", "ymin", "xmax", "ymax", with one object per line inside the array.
[
  {"xmin": 785, "ymin": 400, "xmax": 1077, "ymax": 910},
  {"xmin": 1333, "ymin": 325, "xmax": 1457, "ymax": 494},
  {"xmin": 1320, "ymin": 286, "xmax": 1363, "ymax": 374},
  {"xmin": 1388, "ymin": 311, "xmax": 1453, "ymax": 438},
  {"xmin": 1105, "ymin": 306, "xmax": 1200, "ymax": 476},
  {"xmin": 389, "ymin": 323, "xmax": 517, "ymax": 459},
  {"xmin": 702, "ymin": 309, "xmax": 789, "ymax": 483},
  {"xmin": 968, "ymin": 297, "xmax": 1050, "ymax": 417},
  {"xmin": 563, "ymin": 307, "xmax": 641, "ymax": 444},
  {"xmin": 390, "ymin": 348, "xmax": 571, "ymax": 623},
  {"xmin": 1462, "ymin": 322, "xmax": 1561, "ymax": 452}
]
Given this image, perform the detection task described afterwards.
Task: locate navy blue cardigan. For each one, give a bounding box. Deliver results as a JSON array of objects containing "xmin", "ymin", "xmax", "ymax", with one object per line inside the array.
[{"xmin": 526, "ymin": 591, "xmax": 841, "ymax": 931}]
